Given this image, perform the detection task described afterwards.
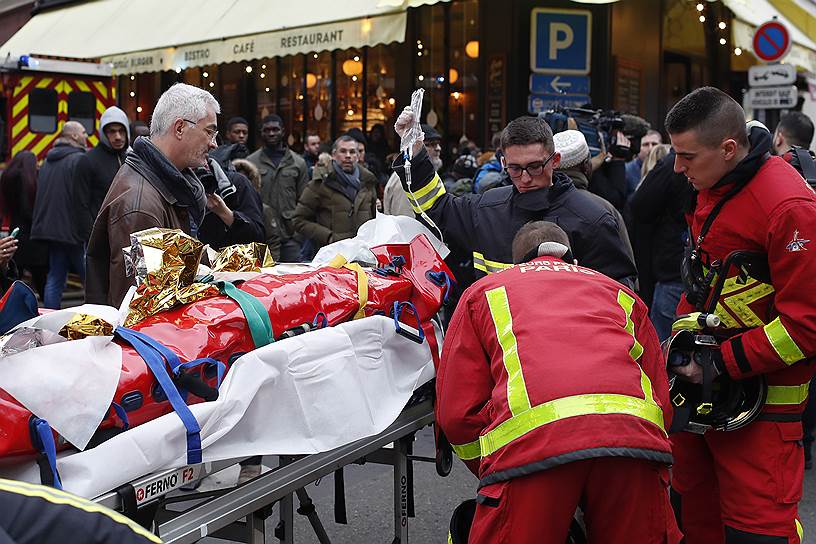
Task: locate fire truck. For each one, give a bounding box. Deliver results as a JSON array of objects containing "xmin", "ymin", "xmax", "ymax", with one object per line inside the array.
[{"xmin": 0, "ymin": 55, "xmax": 116, "ymax": 165}]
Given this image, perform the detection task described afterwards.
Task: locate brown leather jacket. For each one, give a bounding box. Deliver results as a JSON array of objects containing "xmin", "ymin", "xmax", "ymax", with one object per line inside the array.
[{"xmin": 85, "ymin": 162, "xmax": 191, "ymax": 307}]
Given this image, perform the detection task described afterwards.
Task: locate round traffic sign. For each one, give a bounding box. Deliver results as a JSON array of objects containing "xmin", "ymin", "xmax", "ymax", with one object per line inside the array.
[{"xmin": 753, "ymin": 20, "xmax": 792, "ymax": 63}]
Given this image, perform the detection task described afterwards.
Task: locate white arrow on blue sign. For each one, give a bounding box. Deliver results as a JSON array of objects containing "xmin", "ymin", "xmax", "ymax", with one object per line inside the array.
[
  {"xmin": 530, "ymin": 8, "xmax": 592, "ymax": 75},
  {"xmin": 530, "ymin": 74, "xmax": 590, "ymax": 95}
]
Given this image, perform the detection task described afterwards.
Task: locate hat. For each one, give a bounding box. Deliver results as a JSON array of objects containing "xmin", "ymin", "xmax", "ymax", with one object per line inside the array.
[
  {"xmin": 553, "ymin": 130, "xmax": 590, "ymax": 170},
  {"xmin": 421, "ymin": 124, "xmax": 442, "ymax": 142}
]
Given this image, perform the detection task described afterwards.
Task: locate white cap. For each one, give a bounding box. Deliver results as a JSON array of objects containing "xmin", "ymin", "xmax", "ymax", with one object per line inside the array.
[{"xmin": 553, "ymin": 130, "xmax": 590, "ymax": 170}]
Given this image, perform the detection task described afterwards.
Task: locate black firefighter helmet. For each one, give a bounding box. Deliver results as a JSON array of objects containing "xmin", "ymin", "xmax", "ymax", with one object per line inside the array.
[{"xmin": 665, "ymin": 329, "xmax": 767, "ymax": 434}]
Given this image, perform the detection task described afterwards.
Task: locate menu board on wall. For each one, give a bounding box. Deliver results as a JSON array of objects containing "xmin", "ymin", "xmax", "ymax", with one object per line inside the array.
[
  {"xmin": 486, "ymin": 55, "xmax": 507, "ymax": 141},
  {"xmin": 613, "ymin": 57, "xmax": 642, "ymax": 115}
]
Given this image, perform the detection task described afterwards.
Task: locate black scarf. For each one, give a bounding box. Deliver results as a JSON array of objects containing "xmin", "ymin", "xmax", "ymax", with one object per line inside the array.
[
  {"xmin": 128, "ymin": 136, "xmax": 207, "ymax": 230},
  {"xmin": 331, "ymin": 161, "xmax": 361, "ymax": 202}
]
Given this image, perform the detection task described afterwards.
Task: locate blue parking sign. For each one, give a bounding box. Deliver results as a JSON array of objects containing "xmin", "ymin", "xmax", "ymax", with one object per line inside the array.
[{"xmin": 531, "ymin": 8, "xmax": 592, "ymax": 75}]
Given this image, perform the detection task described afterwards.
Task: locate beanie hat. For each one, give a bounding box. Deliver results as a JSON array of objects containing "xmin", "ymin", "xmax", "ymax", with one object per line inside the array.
[{"xmin": 553, "ymin": 130, "xmax": 590, "ymax": 170}]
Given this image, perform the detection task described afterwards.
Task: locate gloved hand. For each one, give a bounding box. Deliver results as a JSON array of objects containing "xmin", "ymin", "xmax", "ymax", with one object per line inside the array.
[{"xmin": 394, "ymin": 107, "xmax": 425, "ymax": 158}]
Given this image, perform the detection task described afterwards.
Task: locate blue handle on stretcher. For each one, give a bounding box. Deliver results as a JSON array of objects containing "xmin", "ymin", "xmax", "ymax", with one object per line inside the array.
[
  {"xmin": 392, "ymin": 301, "xmax": 425, "ymax": 344},
  {"xmin": 32, "ymin": 418, "xmax": 62, "ymax": 490},
  {"xmin": 115, "ymin": 327, "xmax": 203, "ymax": 465}
]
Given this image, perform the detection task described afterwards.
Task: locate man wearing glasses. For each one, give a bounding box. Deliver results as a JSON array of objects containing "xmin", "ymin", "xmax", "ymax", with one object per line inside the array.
[
  {"xmin": 86, "ymin": 83, "xmax": 220, "ymax": 307},
  {"xmin": 393, "ymin": 110, "xmax": 637, "ymax": 288}
]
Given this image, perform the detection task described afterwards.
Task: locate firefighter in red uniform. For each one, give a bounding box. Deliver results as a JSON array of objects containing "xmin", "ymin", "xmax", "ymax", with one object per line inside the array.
[
  {"xmin": 436, "ymin": 221, "xmax": 682, "ymax": 544},
  {"xmin": 666, "ymin": 87, "xmax": 816, "ymax": 543}
]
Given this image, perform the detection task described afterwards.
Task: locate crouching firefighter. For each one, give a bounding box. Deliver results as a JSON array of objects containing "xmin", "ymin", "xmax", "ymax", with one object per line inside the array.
[
  {"xmin": 665, "ymin": 87, "xmax": 816, "ymax": 543},
  {"xmin": 437, "ymin": 221, "xmax": 681, "ymax": 544}
]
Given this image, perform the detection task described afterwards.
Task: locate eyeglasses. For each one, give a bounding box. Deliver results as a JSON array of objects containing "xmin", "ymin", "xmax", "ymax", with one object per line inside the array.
[
  {"xmin": 503, "ymin": 152, "xmax": 556, "ymax": 180},
  {"xmin": 182, "ymin": 118, "xmax": 218, "ymax": 143}
]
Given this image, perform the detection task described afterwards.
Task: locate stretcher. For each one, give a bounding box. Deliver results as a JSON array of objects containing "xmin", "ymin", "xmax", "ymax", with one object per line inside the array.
[{"xmin": 92, "ymin": 396, "xmax": 438, "ymax": 544}]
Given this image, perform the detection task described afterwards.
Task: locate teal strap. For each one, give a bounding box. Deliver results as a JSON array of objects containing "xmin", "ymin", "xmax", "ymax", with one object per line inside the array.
[{"xmin": 214, "ymin": 281, "xmax": 274, "ymax": 348}]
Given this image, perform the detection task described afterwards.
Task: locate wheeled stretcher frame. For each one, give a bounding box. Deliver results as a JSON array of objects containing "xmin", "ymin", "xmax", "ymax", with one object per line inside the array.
[{"xmin": 93, "ymin": 399, "xmax": 439, "ymax": 544}]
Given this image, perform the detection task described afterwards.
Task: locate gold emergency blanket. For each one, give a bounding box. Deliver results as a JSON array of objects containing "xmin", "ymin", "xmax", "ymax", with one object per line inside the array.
[
  {"xmin": 211, "ymin": 242, "xmax": 276, "ymax": 272},
  {"xmin": 125, "ymin": 228, "xmax": 218, "ymax": 326},
  {"xmin": 59, "ymin": 314, "xmax": 115, "ymax": 340}
]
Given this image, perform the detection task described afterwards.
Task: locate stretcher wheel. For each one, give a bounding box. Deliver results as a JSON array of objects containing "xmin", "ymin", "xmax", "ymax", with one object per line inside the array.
[{"xmin": 436, "ymin": 445, "xmax": 453, "ymax": 477}]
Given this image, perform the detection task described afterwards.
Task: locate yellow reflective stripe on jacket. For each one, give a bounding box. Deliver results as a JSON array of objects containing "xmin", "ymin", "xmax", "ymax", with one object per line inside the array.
[
  {"xmin": 764, "ymin": 317, "xmax": 806, "ymax": 365},
  {"xmin": 478, "ymin": 393, "xmax": 666, "ymax": 457},
  {"xmin": 486, "ymin": 286, "xmax": 531, "ymax": 416},
  {"xmin": 451, "ymin": 438, "xmax": 481, "ymax": 461},
  {"xmin": 672, "ymin": 312, "xmax": 704, "ymax": 332},
  {"xmin": 473, "ymin": 252, "xmax": 514, "ymax": 274},
  {"xmin": 766, "ymin": 383, "xmax": 810, "ymax": 405},
  {"xmin": 407, "ymin": 173, "xmax": 446, "ymax": 213},
  {"xmin": 796, "ymin": 518, "xmax": 803, "ymax": 542},
  {"xmin": 617, "ymin": 290, "xmax": 644, "ymax": 361},
  {"xmin": 0, "ymin": 478, "xmax": 162, "ymax": 543}
]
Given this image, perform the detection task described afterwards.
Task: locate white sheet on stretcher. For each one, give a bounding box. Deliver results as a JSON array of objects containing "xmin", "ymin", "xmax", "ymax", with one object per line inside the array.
[
  {"xmin": 0, "ymin": 316, "xmax": 438, "ymax": 500},
  {"xmin": 0, "ymin": 305, "xmax": 123, "ymax": 450}
]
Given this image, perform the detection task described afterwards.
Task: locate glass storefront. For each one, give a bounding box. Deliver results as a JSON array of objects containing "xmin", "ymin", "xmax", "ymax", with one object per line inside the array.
[{"xmin": 119, "ymin": 0, "xmax": 482, "ymax": 153}]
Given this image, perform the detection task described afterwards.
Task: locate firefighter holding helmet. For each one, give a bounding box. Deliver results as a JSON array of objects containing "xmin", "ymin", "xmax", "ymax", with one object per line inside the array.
[{"xmin": 665, "ymin": 87, "xmax": 816, "ymax": 543}]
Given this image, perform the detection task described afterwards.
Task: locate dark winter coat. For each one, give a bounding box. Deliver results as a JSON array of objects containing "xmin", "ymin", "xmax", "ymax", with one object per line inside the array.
[
  {"xmin": 197, "ymin": 160, "xmax": 267, "ymax": 251},
  {"xmin": 30, "ymin": 142, "xmax": 86, "ymax": 245},
  {"xmin": 629, "ymin": 151, "xmax": 689, "ymax": 284},
  {"xmin": 246, "ymin": 147, "xmax": 308, "ymax": 243},
  {"xmin": 292, "ymin": 164, "xmax": 378, "ymax": 248}
]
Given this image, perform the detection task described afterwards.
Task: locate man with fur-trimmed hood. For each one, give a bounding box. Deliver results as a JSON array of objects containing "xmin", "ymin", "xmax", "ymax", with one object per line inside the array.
[{"xmin": 75, "ymin": 105, "xmax": 131, "ymax": 244}]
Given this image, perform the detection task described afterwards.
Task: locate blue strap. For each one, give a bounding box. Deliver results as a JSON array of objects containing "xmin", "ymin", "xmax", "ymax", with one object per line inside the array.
[
  {"xmin": 115, "ymin": 327, "xmax": 203, "ymax": 464},
  {"xmin": 426, "ymin": 271, "xmax": 453, "ymax": 304},
  {"xmin": 32, "ymin": 418, "xmax": 62, "ymax": 490},
  {"xmin": 110, "ymin": 402, "xmax": 130, "ymax": 430},
  {"xmin": 174, "ymin": 358, "xmax": 226, "ymax": 388},
  {"xmin": 312, "ymin": 312, "xmax": 329, "ymax": 329}
]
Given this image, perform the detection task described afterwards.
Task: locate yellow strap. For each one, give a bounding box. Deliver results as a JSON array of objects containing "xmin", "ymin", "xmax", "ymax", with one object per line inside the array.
[
  {"xmin": 478, "ymin": 393, "xmax": 666, "ymax": 457},
  {"xmin": 764, "ymin": 317, "xmax": 806, "ymax": 365},
  {"xmin": 450, "ymin": 438, "xmax": 481, "ymax": 461},
  {"xmin": 327, "ymin": 255, "xmax": 368, "ymax": 319},
  {"xmin": 486, "ymin": 286, "xmax": 531, "ymax": 417},
  {"xmin": 345, "ymin": 263, "xmax": 368, "ymax": 320},
  {"xmin": 766, "ymin": 383, "xmax": 810, "ymax": 405},
  {"xmin": 0, "ymin": 478, "xmax": 162, "ymax": 543}
]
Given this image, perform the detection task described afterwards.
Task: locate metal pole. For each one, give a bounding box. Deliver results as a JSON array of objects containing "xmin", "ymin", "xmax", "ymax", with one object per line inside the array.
[{"xmin": 392, "ymin": 438, "xmax": 409, "ymax": 544}]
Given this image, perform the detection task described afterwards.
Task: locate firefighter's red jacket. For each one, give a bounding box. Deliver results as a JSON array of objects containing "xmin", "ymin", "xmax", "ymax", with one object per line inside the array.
[
  {"xmin": 436, "ymin": 256, "xmax": 673, "ymax": 486},
  {"xmin": 678, "ymin": 156, "xmax": 816, "ymax": 417}
]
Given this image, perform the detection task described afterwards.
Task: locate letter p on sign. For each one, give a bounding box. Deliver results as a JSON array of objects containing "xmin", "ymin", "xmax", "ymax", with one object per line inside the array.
[
  {"xmin": 549, "ymin": 23, "xmax": 574, "ymax": 60},
  {"xmin": 531, "ymin": 8, "xmax": 591, "ymax": 75}
]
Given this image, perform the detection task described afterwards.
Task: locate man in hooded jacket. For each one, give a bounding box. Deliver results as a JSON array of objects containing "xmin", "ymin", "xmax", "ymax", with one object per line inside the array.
[{"xmin": 74, "ymin": 106, "xmax": 130, "ymax": 244}]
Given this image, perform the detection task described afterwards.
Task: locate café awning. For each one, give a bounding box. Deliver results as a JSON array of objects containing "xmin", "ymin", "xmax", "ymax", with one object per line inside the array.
[{"xmin": 0, "ymin": 0, "xmax": 447, "ymax": 75}]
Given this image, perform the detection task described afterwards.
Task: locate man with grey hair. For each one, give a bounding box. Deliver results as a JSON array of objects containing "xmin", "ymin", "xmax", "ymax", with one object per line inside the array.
[
  {"xmin": 86, "ymin": 83, "xmax": 220, "ymax": 306},
  {"xmin": 292, "ymin": 134, "xmax": 377, "ymax": 251}
]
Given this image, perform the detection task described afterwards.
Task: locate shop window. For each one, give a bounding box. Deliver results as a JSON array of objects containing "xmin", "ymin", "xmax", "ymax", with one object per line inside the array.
[
  {"xmin": 68, "ymin": 91, "xmax": 96, "ymax": 134},
  {"xmin": 278, "ymin": 55, "xmax": 305, "ymax": 152},
  {"xmin": 29, "ymin": 88, "xmax": 58, "ymax": 133},
  {"xmin": 255, "ymin": 58, "xmax": 278, "ymax": 146},
  {"xmin": 448, "ymin": 0, "xmax": 480, "ymax": 149},
  {"xmin": 414, "ymin": 3, "xmax": 447, "ymax": 141},
  {"xmin": 305, "ymin": 51, "xmax": 332, "ymax": 143},
  {"xmin": 336, "ymin": 50, "xmax": 364, "ymax": 134}
]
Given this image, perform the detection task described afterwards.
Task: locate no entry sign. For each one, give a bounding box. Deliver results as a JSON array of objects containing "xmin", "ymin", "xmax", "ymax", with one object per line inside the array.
[{"xmin": 753, "ymin": 20, "xmax": 792, "ymax": 63}]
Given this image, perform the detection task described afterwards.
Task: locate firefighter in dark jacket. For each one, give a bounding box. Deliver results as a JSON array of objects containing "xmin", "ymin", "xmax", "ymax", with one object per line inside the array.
[
  {"xmin": 196, "ymin": 156, "xmax": 269, "ymax": 253},
  {"xmin": 392, "ymin": 110, "xmax": 637, "ymax": 288}
]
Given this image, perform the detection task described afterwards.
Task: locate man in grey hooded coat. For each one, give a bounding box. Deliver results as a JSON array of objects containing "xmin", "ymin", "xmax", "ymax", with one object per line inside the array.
[{"xmin": 74, "ymin": 106, "xmax": 131, "ymax": 244}]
